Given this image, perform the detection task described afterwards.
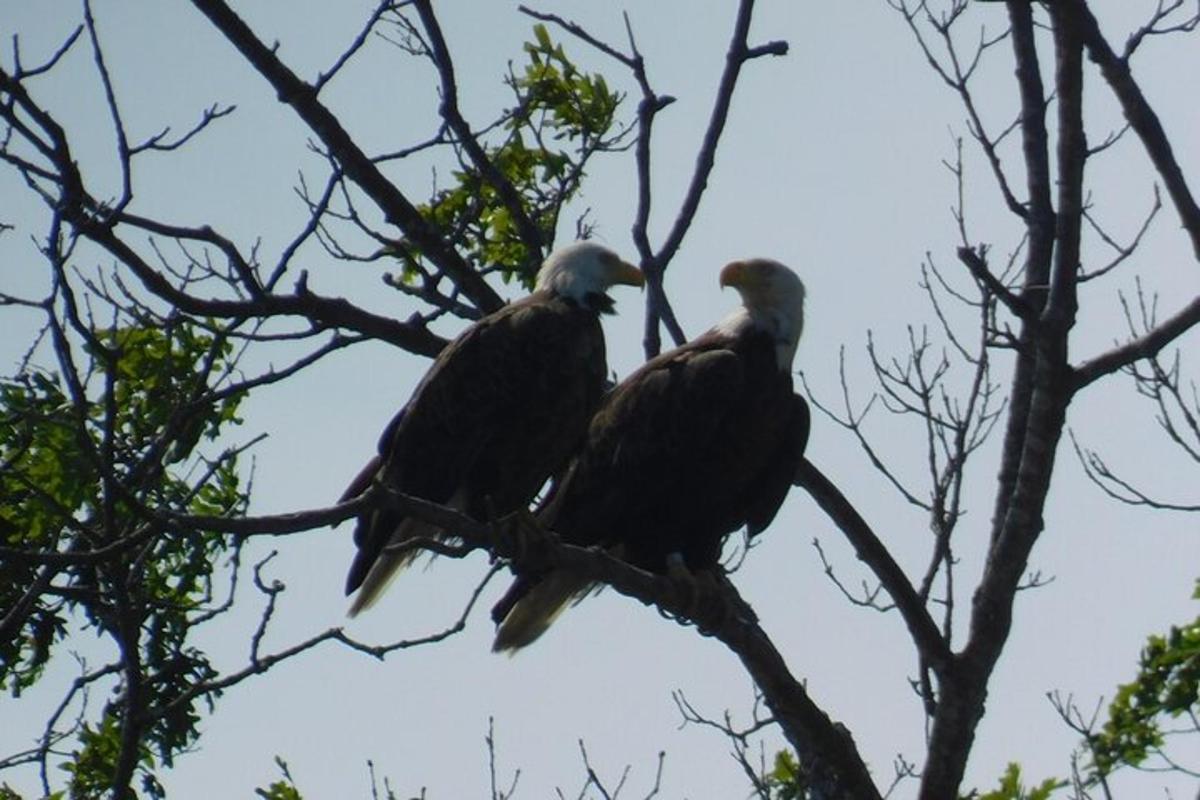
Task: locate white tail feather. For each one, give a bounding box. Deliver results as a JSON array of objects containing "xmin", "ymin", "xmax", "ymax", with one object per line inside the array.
[
  {"xmin": 492, "ymin": 571, "xmax": 592, "ymax": 653},
  {"xmin": 347, "ymin": 516, "xmax": 437, "ymax": 617}
]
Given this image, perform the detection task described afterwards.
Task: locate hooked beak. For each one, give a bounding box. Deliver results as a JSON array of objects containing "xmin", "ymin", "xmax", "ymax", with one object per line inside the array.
[
  {"xmin": 613, "ymin": 259, "xmax": 645, "ymax": 289},
  {"xmin": 719, "ymin": 260, "xmax": 749, "ymax": 289}
]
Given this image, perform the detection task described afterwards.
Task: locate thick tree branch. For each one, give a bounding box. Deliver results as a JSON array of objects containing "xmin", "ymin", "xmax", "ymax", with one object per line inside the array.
[
  {"xmin": 188, "ymin": 0, "xmax": 503, "ymax": 313},
  {"xmin": 1073, "ymin": 0, "xmax": 1200, "ymax": 262},
  {"xmin": 78, "ymin": 217, "xmax": 447, "ymax": 356},
  {"xmin": 988, "ymin": 0, "xmax": 1056, "ymax": 550},
  {"xmin": 413, "ymin": 0, "xmax": 546, "ymax": 259},
  {"xmin": 920, "ymin": 5, "xmax": 1079, "ymax": 798},
  {"xmin": 1045, "ymin": 4, "xmax": 1085, "ymax": 324},
  {"xmin": 795, "ymin": 458, "xmax": 952, "ymax": 673},
  {"xmin": 1071, "ymin": 294, "xmax": 1200, "ymax": 390},
  {"xmin": 167, "ymin": 491, "xmax": 374, "ymax": 537},
  {"xmin": 956, "ymin": 246, "xmax": 1034, "ymax": 322},
  {"xmin": 179, "ymin": 482, "xmax": 880, "ymax": 798},
  {"xmin": 655, "ymin": 0, "xmax": 786, "ymax": 267},
  {"xmin": 524, "ymin": 532, "xmax": 880, "ymax": 800}
]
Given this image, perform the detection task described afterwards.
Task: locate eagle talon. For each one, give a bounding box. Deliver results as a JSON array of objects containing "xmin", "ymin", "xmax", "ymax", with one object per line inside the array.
[
  {"xmin": 664, "ymin": 554, "xmax": 728, "ymax": 629},
  {"xmin": 506, "ymin": 511, "xmax": 544, "ymax": 565},
  {"xmin": 664, "ymin": 553, "xmax": 698, "ymax": 618},
  {"xmin": 505, "ymin": 518, "xmax": 527, "ymax": 563},
  {"xmin": 694, "ymin": 569, "xmax": 730, "ymax": 633}
]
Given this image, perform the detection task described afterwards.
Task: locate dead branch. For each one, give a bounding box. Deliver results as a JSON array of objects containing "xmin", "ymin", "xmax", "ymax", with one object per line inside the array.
[{"xmin": 188, "ymin": 0, "xmax": 503, "ymax": 313}]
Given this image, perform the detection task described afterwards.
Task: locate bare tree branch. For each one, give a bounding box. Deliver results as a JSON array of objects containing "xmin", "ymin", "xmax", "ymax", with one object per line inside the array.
[
  {"xmin": 188, "ymin": 0, "xmax": 504, "ymax": 313},
  {"xmin": 1071, "ymin": 295, "xmax": 1200, "ymax": 391},
  {"xmin": 412, "ymin": 0, "xmax": 547, "ymax": 260},
  {"xmin": 795, "ymin": 459, "xmax": 952, "ymax": 672},
  {"xmin": 1074, "ymin": 0, "xmax": 1200, "ymax": 261}
]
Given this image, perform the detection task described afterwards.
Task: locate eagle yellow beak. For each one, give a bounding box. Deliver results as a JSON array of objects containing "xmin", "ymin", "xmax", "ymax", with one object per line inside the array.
[
  {"xmin": 613, "ymin": 260, "xmax": 645, "ymax": 288},
  {"xmin": 719, "ymin": 260, "xmax": 750, "ymax": 289}
]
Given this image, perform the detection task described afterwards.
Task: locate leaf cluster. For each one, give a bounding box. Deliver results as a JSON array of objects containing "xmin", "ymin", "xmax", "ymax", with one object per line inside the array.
[
  {"xmin": 1088, "ymin": 581, "xmax": 1200, "ymax": 776},
  {"xmin": 970, "ymin": 763, "xmax": 1063, "ymax": 800},
  {"xmin": 413, "ymin": 24, "xmax": 624, "ymax": 287},
  {"xmin": 0, "ymin": 320, "xmax": 249, "ymax": 794},
  {"xmin": 764, "ymin": 750, "xmax": 808, "ymax": 799},
  {"xmin": 254, "ymin": 758, "xmax": 304, "ymax": 800}
]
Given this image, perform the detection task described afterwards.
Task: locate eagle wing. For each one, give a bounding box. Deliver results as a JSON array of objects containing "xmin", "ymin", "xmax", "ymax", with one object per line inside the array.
[
  {"xmin": 549, "ymin": 331, "xmax": 785, "ymax": 569},
  {"xmin": 744, "ymin": 392, "xmax": 811, "ymax": 538},
  {"xmin": 345, "ymin": 293, "xmax": 605, "ymax": 599},
  {"xmin": 492, "ymin": 331, "xmax": 796, "ymax": 650}
]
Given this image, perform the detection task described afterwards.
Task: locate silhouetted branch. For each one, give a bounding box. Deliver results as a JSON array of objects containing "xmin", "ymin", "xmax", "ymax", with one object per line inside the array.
[
  {"xmin": 413, "ymin": 0, "xmax": 545, "ymax": 260},
  {"xmin": 517, "ymin": 7, "xmax": 636, "ymax": 68},
  {"xmin": 672, "ymin": 690, "xmax": 776, "ymax": 799},
  {"xmin": 957, "ymin": 246, "xmax": 1034, "ymax": 321},
  {"xmin": 486, "ymin": 717, "xmax": 522, "ymax": 800},
  {"xmin": 801, "ymin": 357, "xmax": 929, "ymax": 511},
  {"xmin": 147, "ymin": 562, "xmax": 504, "ymax": 724},
  {"xmin": 1078, "ymin": 185, "xmax": 1161, "ymax": 283},
  {"xmin": 887, "ymin": 0, "xmax": 1026, "ymax": 219},
  {"xmin": 515, "ymin": 5, "xmax": 691, "ymax": 356},
  {"xmin": 795, "ymin": 458, "xmax": 951, "ymax": 672},
  {"xmin": 1070, "ymin": 430, "xmax": 1200, "ymax": 512},
  {"xmin": 655, "ymin": 0, "xmax": 787, "ymax": 269},
  {"xmin": 313, "ymin": 0, "xmax": 393, "ymax": 92},
  {"xmin": 1123, "ymin": 0, "xmax": 1200, "ymax": 59},
  {"xmin": 1074, "ymin": 0, "xmax": 1200, "ymax": 261},
  {"xmin": 189, "ymin": 0, "xmax": 504, "ymax": 313},
  {"xmin": 1071, "ymin": 295, "xmax": 1200, "ymax": 391}
]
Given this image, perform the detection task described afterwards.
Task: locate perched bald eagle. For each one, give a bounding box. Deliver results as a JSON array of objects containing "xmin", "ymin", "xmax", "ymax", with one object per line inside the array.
[
  {"xmin": 491, "ymin": 258, "xmax": 810, "ymax": 651},
  {"xmin": 342, "ymin": 242, "xmax": 643, "ymax": 615}
]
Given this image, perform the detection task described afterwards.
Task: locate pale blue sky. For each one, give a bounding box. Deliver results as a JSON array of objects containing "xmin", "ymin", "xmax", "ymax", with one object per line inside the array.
[{"xmin": 2, "ymin": 2, "xmax": 1198, "ymax": 797}]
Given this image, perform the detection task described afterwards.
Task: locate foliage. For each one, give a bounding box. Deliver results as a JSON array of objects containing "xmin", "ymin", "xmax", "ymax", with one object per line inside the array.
[
  {"xmin": 0, "ymin": 319, "xmax": 248, "ymax": 794},
  {"xmin": 254, "ymin": 758, "xmax": 305, "ymax": 800},
  {"xmin": 763, "ymin": 753, "xmax": 1067, "ymax": 800},
  {"xmin": 765, "ymin": 750, "xmax": 807, "ymax": 800},
  {"xmin": 970, "ymin": 764, "xmax": 1064, "ymax": 800},
  {"xmin": 1088, "ymin": 581, "xmax": 1200, "ymax": 777},
  {"xmin": 63, "ymin": 713, "xmax": 166, "ymax": 800},
  {"xmin": 4, "ymin": 1, "xmax": 1200, "ymax": 798},
  {"xmin": 411, "ymin": 23, "xmax": 624, "ymax": 287},
  {"xmin": 0, "ymin": 371, "xmax": 84, "ymax": 695},
  {"xmin": 0, "ymin": 11, "xmax": 629, "ymax": 795}
]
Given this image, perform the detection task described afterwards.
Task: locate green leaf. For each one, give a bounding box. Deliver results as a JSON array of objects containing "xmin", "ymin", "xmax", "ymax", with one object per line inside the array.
[
  {"xmin": 255, "ymin": 757, "xmax": 304, "ymax": 799},
  {"xmin": 974, "ymin": 763, "xmax": 1064, "ymax": 800},
  {"xmin": 1089, "ymin": 595, "xmax": 1200, "ymax": 776},
  {"xmin": 411, "ymin": 22, "xmax": 624, "ymax": 289},
  {"xmin": 533, "ymin": 22, "xmax": 551, "ymax": 51}
]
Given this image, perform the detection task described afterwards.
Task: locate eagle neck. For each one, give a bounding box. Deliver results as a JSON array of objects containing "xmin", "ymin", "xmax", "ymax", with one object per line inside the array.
[
  {"xmin": 545, "ymin": 288, "xmax": 613, "ymax": 316},
  {"xmin": 715, "ymin": 307, "xmax": 799, "ymax": 372}
]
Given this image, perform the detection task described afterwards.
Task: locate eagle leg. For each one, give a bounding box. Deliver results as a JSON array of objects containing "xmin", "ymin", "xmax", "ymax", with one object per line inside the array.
[
  {"xmin": 665, "ymin": 554, "xmax": 744, "ymax": 634},
  {"xmin": 501, "ymin": 507, "xmax": 546, "ymax": 566},
  {"xmin": 664, "ymin": 553, "xmax": 711, "ymax": 626}
]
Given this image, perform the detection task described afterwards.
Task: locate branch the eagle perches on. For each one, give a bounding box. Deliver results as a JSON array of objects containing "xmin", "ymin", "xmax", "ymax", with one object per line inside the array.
[{"xmin": 171, "ymin": 455, "xmax": 886, "ymax": 800}]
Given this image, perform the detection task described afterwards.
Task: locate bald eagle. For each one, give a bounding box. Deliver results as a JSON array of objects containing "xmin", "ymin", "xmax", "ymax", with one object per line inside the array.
[
  {"xmin": 342, "ymin": 242, "xmax": 643, "ymax": 615},
  {"xmin": 491, "ymin": 258, "xmax": 810, "ymax": 651}
]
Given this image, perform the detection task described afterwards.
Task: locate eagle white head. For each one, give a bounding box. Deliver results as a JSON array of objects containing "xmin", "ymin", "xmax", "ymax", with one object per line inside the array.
[
  {"xmin": 535, "ymin": 242, "xmax": 644, "ymax": 308},
  {"xmin": 717, "ymin": 259, "xmax": 806, "ymax": 370}
]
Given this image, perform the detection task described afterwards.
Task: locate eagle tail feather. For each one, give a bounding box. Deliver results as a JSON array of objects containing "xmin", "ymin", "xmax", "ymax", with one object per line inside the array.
[
  {"xmin": 347, "ymin": 517, "xmax": 436, "ymax": 617},
  {"xmin": 492, "ymin": 570, "xmax": 591, "ymax": 653}
]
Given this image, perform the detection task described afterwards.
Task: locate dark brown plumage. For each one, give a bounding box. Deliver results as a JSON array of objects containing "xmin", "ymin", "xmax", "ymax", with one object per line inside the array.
[
  {"xmin": 342, "ymin": 242, "xmax": 642, "ymax": 614},
  {"xmin": 492, "ymin": 258, "xmax": 810, "ymax": 651}
]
